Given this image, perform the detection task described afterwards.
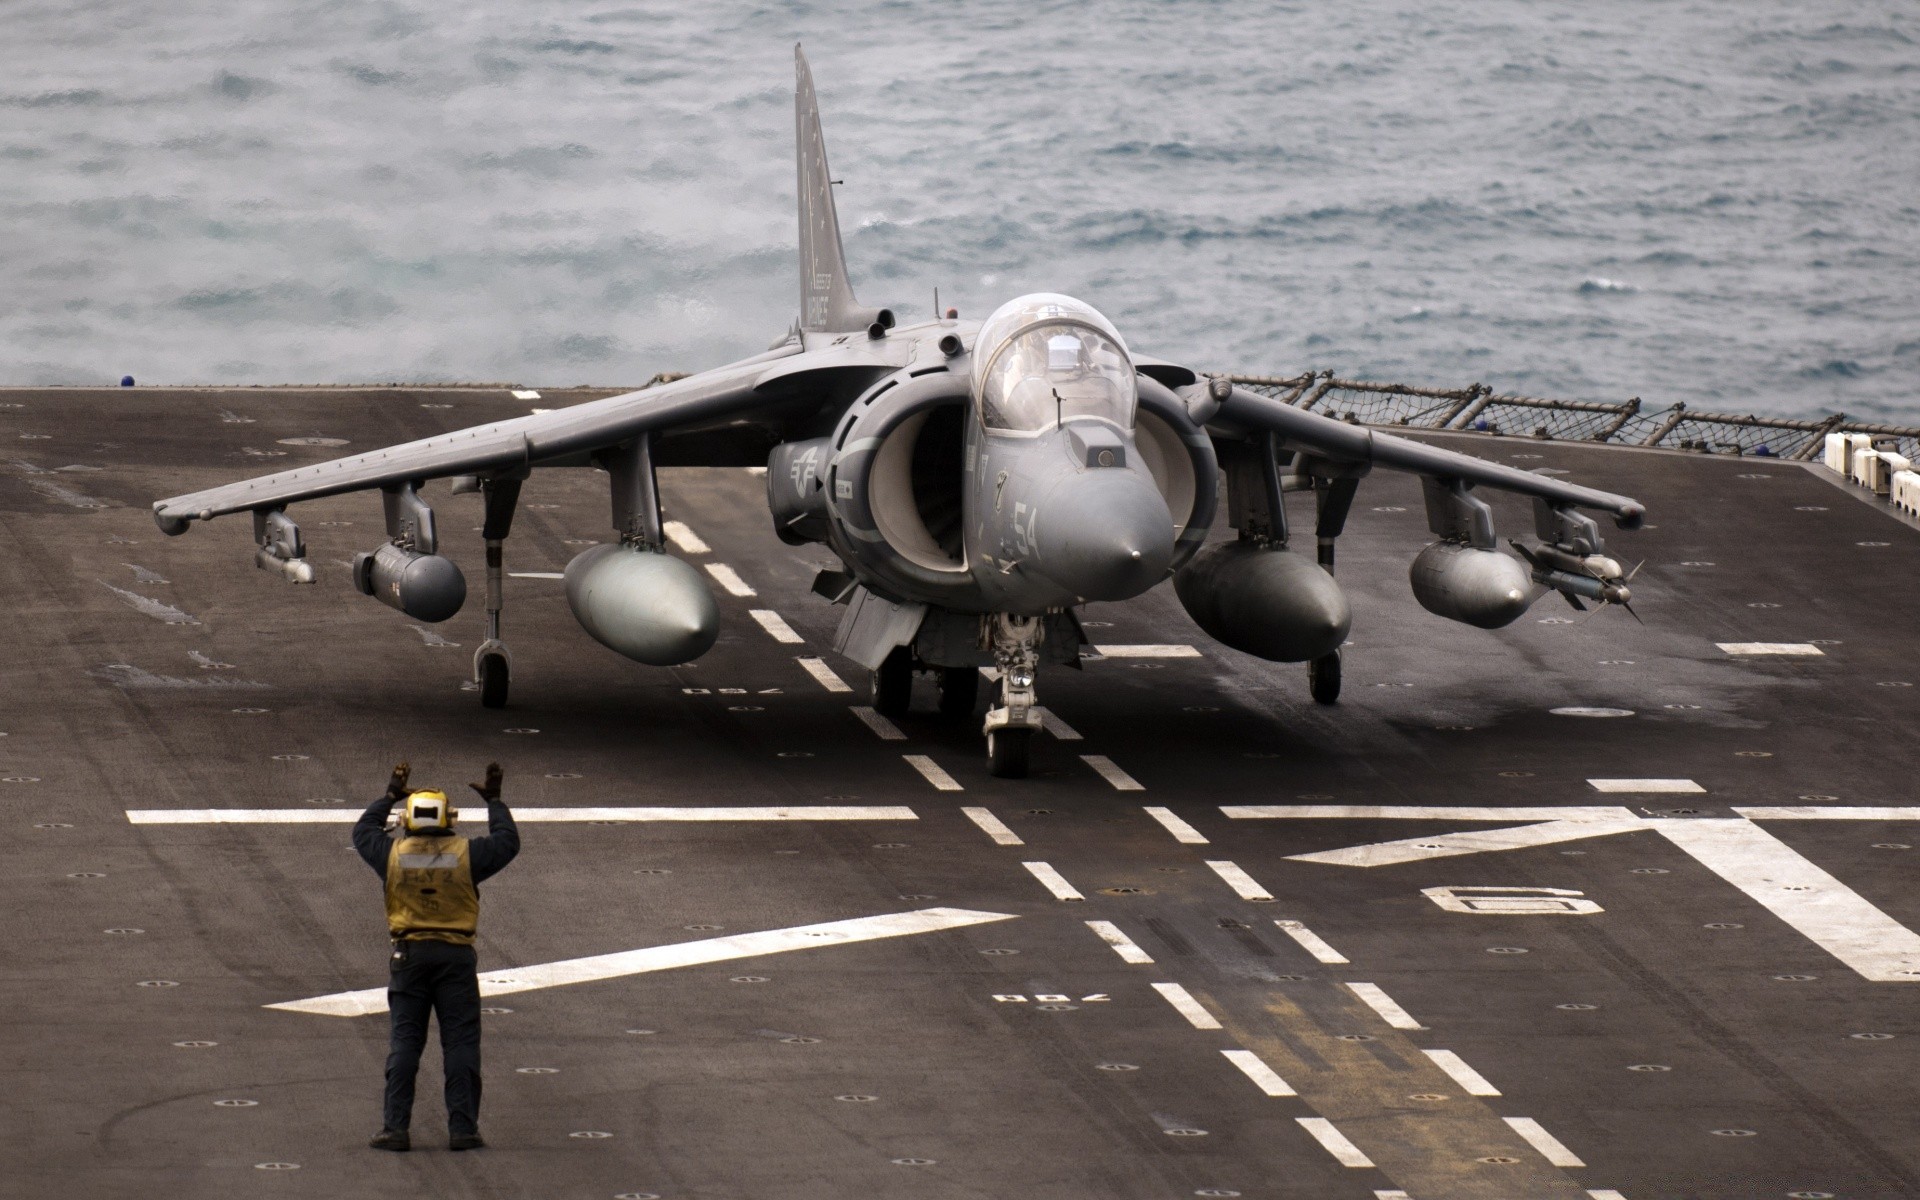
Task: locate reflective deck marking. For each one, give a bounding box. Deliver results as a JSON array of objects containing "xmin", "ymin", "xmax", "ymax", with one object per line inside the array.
[
  {"xmin": 1588, "ymin": 778, "xmax": 1705, "ymax": 793},
  {"xmin": 1037, "ymin": 708, "xmax": 1082, "ymax": 740},
  {"xmin": 1289, "ymin": 818, "xmax": 1645, "ymax": 867},
  {"xmin": 750, "ymin": 610, "xmax": 804, "ymax": 644},
  {"xmin": 1376, "ymin": 1192, "xmax": 1412, "ymax": 1200},
  {"xmin": 1588, "ymin": 1191, "xmax": 1630, "ymax": 1200},
  {"xmin": 1345, "ymin": 982, "xmax": 1424, "ymax": 1030},
  {"xmin": 127, "ymin": 806, "xmax": 918, "ymax": 824},
  {"xmin": 269, "ymin": 907, "xmax": 1012, "ymax": 1017},
  {"xmin": 903, "ymin": 755, "xmax": 962, "ymax": 791},
  {"xmin": 1275, "ymin": 920, "xmax": 1349, "ymax": 964},
  {"xmin": 1718, "ymin": 641, "xmax": 1823, "ymax": 656},
  {"xmin": 1085, "ymin": 920, "xmax": 1153, "ymax": 964},
  {"xmin": 1221, "ymin": 1048, "xmax": 1296, "ymax": 1096},
  {"xmin": 1081, "ymin": 755, "xmax": 1144, "ymax": 791},
  {"xmin": 1151, "ymin": 982, "xmax": 1222, "ymax": 1029},
  {"xmin": 961, "ymin": 806, "xmax": 1023, "ymax": 846},
  {"xmin": 663, "ymin": 521, "xmax": 710, "ymax": 555},
  {"xmin": 1422, "ymin": 1049, "xmax": 1501, "ymax": 1095},
  {"xmin": 1021, "ymin": 861, "xmax": 1085, "ymax": 902},
  {"xmin": 704, "ymin": 563, "xmax": 756, "ymax": 597},
  {"xmin": 1504, "ymin": 1117, "xmax": 1585, "ymax": 1167},
  {"xmin": 850, "ymin": 706, "xmax": 906, "ymax": 741},
  {"xmin": 1206, "ymin": 859, "xmax": 1274, "ymax": 901},
  {"xmin": 1142, "ymin": 806, "xmax": 1209, "ymax": 844},
  {"xmin": 507, "ymin": 571, "xmax": 564, "ymax": 579},
  {"xmin": 797, "ymin": 657, "xmax": 853, "ymax": 693},
  {"xmin": 1736, "ymin": 806, "xmax": 1920, "ymax": 820},
  {"xmin": 1090, "ymin": 644, "xmax": 1201, "ymax": 658},
  {"xmin": 1295, "ymin": 1118, "xmax": 1374, "ymax": 1168}
]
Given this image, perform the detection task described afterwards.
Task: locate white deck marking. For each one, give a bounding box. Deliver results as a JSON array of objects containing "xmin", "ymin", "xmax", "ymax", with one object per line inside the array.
[
  {"xmin": 1295, "ymin": 1117, "xmax": 1374, "ymax": 1168},
  {"xmin": 507, "ymin": 571, "xmax": 565, "ymax": 579},
  {"xmin": 128, "ymin": 806, "xmax": 918, "ymax": 824},
  {"xmin": 1345, "ymin": 982, "xmax": 1425, "ymax": 1030},
  {"xmin": 1142, "ymin": 806, "xmax": 1208, "ymax": 844},
  {"xmin": 1422, "ymin": 1049, "xmax": 1501, "ymax": 1095},
  {"xmin": 903, "ymin": 755, "xmax": 963, "ymax": 791},
  {"xmin": 1588, "ymin": 778, "xmax": 1706, "ymax": 793},
  {"xmin": 1081, "ymin": 755, "xmax": 1145, "ymax": 791},
  {"xmin": 1085, "ymin": 920, "xmax": 1153, "ymax": 964},
  {"xmin": 796, "ymin": 657, "xmax": 853, "ymax": 693},
  {"xmin": 1090, "ymin": 644, "xmax": 1201, "ymax": 658},
  {"xmin": 1718, "ymin": 642, "xmax": 1824, "ymax": 656},
  {"xmin": 704, "ymin": 563, "xmax": 756, "ymax": 597},
  {"xmin": 961, "ymin": 806, "xmax": 1023, "ymax": 846},
  {"xmin": 1587, "ymin": 1191, "xmax": 1630, "ymax": 1200},
  {"xmin": 1289, "ymin": 818, "xmax": 1646, "ymax": 867},
  {"xmin": 268, "ymin": 907, "xmax": 1012, "ymax": 1017},
  {"xmin": 1226, "ymin": 805, "xmax": 1637, "ymax": 822},
  {"xmin": 1375, "ymin": 1192, "xmax": 1412, "ymax": 1200},
  {"xmin": 662, "ymin": 520, "xmax": 710, "ymax": 554},
  {"xmin": 1736, "ymin": 806, "xmax": 1920, "ymax": 820},
  {"xmin": 1275, "ymin": 920, "xmax": 1350, "ymax": 964},
  {"xmin": 1022, "ymin": 861, "xmax": 1085, "ymax": 902},
  {"xmin": 1504, "ymin": 1117, "xmax": 1586, "ymax": 1167},
  {"xmin": 1037, "ymin": 708, "xmax": 1082, "ymax": 740},
  {"xmin": 1206, "ymin": 859, "xmax": 1274, "ymax": 901},
  {"xmin": 1151, "ymin": 982, "xmax": 1222, "ymax": 1029},
  {"xmin": 850, "ymin": 706, "xmax": 906, "ymax": 741},
  {"xmin": 510, "ymin": 388, "xmax": 541, "ymax": 400},
  {"xmin": 749, "ymin": 609, "xmax": 805, "ymax": 643},
  {"xmin": 1221, "ymin": 1048, "xmax": 1297, "ymax": 1096}
]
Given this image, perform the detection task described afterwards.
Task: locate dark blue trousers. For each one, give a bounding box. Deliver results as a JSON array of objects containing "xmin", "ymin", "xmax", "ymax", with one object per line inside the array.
[{"xmin": 383, "ymin": 939, "xmax": 482, "ymax": 1135}]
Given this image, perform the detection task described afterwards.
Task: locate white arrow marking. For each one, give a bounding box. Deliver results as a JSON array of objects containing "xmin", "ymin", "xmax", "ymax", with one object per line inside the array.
[{"xmin": 128, "ymin": 805, "xmax": 917, "ymax": 824}]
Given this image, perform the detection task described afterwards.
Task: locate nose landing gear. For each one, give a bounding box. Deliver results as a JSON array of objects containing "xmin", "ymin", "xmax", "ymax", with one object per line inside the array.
[{"xmin": 983, "ymin": 613, "xmax": 1045, "ymax": 778}]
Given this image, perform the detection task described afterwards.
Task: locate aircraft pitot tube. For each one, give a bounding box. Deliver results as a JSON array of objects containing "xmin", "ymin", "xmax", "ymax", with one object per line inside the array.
[
  {"xmin": 563, "ymin": 543, "xmax": 720, "ymax": 666},
  {"xmin": 1173, "ymin": 541, "xmax": 1352, "ymax": 663}
]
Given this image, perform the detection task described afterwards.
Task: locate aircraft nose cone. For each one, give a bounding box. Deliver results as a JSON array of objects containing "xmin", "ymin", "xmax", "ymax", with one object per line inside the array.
[{"xmin": 1035, "ymin": 470, "xmax": 1175, "ymax": 601}]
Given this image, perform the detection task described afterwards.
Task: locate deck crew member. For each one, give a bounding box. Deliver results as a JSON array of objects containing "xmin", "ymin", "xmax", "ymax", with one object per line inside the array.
[{"xmin": 353, "ymin": 761, "xmax": 519, "ymax": 1152}]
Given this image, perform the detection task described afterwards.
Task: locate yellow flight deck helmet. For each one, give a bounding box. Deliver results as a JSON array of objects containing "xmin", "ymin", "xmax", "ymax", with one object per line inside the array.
[{"xmin": 402, "ymin": 789, "xmax": 458, "ymax": 834}]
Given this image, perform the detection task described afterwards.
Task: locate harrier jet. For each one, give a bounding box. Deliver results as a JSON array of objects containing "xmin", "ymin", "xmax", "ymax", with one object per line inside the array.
[{"xmin": 154, "ymin": 48, "xmax": 1644, "ymax": 777}]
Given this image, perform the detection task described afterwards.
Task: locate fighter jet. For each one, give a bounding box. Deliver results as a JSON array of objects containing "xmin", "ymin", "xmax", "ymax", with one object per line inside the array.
[{"xmin": 153, "ymin": 47, "xmax": 1645, "ymax": 777}]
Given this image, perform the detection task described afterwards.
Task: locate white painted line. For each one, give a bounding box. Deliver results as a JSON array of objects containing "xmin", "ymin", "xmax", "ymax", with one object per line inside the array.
[
  {"xmin": 1206, "ymin": 859, "xmax": 1274, "ymax": 902},
  {"xmin": 1151, "ymin": 982, "xmax": 1222, "ymax": 1029},
  {"xmin": 507, "ymin": 571, "xmax": 565, "ymax": 579},
  {"xmin": 1085, "ymin": 920, "xmax": 1153, "ymax": 964},
  {"xmin": 128, "ymin": 806, "xmax": 919, "ymax": 825},
  {"xmin": 1082, "ymin": 755, "xmax": 1145, "ymax": 791},
  {"xmin": 1220, "ymin": 1048, "xmax": 1296, "ymax": 1096},
  {"xmin": 850, "ymin": 706, "xmax": 906, "ymax": 741},
  {"xmin": 1345, "ymin": 982, "xmax": 1425, "ymax": 1030},
  {"xmin": 1587, "ymin": 778, "xmax": 1705, "ymax": 794},
  {"xmin": 1037, "ymin": 708, "xmax": 1082, "ymax": 740},
  {"xmin": 1587, "ymin": 1191, "xmax": 1630, "ymax": 1200},
  {"xmin": 797, "ymin": 657, "xmax": 853, "ymax": 693},
  {"xmin": 1142, "ymin": 806, "xmax": 1209, "ymax": 844},
  {"xmin": 1091, "ymin": 644, "xmax": 1201, "ymax": 658},
  {"xmin": 269, "ymin": 906, "xmax": 1012, "ymax": 1017},
  {"xmin": 961, "ymin": 806, "xmax": 1023, "ymax": 846},
  {"xmin": 704, "ymin": 562, "xmax": 756, "ymax": 597},
  {"xmin": 1422, "ymin": 1049, "xmax": 1501, "ymax": 1095},
  {"xmin": 903, "ymin": 754, "xmax": 962, "ymax": 791},
  {"xmin": 1295, "ymin": 1117, "xmax": 1374, "ymax": 1168},
  {"xmin": 1289, "ymin": 818, "xmax": 1645, "ymax": 867},
  {"xmin": 750, "ymin": 609, "xmax": 805, "ymax": 644},
  {"xmin": 662, "ymin": 520, "xmax": 709, "ymax": 554},
  {"xmin": 1504, "ymin": 1117, "xmax": 1586, "ymax": 1168},
  {"xmin": 1718, "ymin": 642, "xmax": 1823, "ymax": 656},
  {"xmin": 1376, "ymin": 1192, "xmax": 1412, "ymax": 1200},
  {"xmin": 510, "ymin": 388, "xmax": 541, "ymax": 400},
  {"xmin": 1735, "ymin": 806, "xmax": 1920, "ymax": 820},
  {"xmin": 1022, "ymin": 861, "xmax": 1085, "ymax": 902},
  {"xmin": 1226, "ymin": 805, "xmax": 1636, "ymax": 822},
  {"xmin": 1274, "ymin": 920, "xmax": 1349, "ymax": 964}
]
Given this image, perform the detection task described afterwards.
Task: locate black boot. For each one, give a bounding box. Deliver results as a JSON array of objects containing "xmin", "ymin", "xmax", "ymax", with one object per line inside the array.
[
  {"xmin": 449, "ymin": 1132, "xmax": 486, "ymax": 1151},
  {"xmin": 368, "ymin": 1129, "xmax": 411, "ymax": 1152}
]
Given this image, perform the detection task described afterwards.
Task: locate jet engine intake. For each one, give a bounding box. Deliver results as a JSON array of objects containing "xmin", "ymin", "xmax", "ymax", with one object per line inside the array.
[
  {"xmin": 1173, "ymin": 540, "xmax": 1351, "ymax": 662},
  {"xmin": 564, "ymin": 543, "xmax": 719, "ymax": 666},
  {"xmin": 353, "ymin": 544, "xmax": 467, "ymax": 623},
  {"xmin": 1408, "ymin": 542, "xmax": 1534, "ymax": 629}
]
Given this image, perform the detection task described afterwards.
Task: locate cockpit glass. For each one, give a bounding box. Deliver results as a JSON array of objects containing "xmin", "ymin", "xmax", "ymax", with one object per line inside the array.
[{"xmin": 979, "ymin": 322, "xmax": 1136, "ymax": 433}]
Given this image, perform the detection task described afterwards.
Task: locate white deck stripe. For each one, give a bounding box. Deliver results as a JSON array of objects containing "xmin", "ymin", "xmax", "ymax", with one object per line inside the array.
[
  {"xmin": 1289, "ymin": 818, "xmax": 1643, "ymax": 868},
  {"xmin": 749, "ymin": 609, "xmax": 804, "ymax": 643},
  {"xmin": 1587, "ymin": 1191, "xmax": 1630, "ymax": 1200},
  {"xmin": 704, "ymin": 562, "xmax": 756, "ymax": 596},
  {"xmin": 507, "ymin": 571, "xmax": 564, "ymax": 579},
  {"xmin": 1142, "ymin": 806, "xmax": 1209, "ymax": 844},
  {"xmin": 1225, "ymin": 805, "xmax": 1636, "ymax": 822},
  {"xmin": 1091, "ymin": 644, "xmax": 1201, "ymax": 658},
  {"xmin": 1345, "ymin": 982, "xmax": 1425, "ymax": 1030},
  {"xmin": 1085, "ymin": 920, "xmax": 1153, "ymax": 964},
  {"xmin": 850, "ymin": 706, "xmax": 906, "ymax": 741},
  {"xmin": 1718, "ymin": 642, "xmax": 1823, "ymax": 656},
  {"xmin": 1221, "ymin": 1048, "xmax": 1296, "ymax": 1096},
  {"xmin": 1588, "ymin": 778, "xmax": 1705, "ymax": 793},
  {"xmin": 268, "ymin": 906, "xmax": 1012, "ymax": 1017},
  {"xmin": 1295, "ymin": 1118, "xmax": 1374, "ymax": 1168},
  {"xmin": 1736, "ymin": 806, "xmax": 1920, "ymax": 820},
  {"xmin": 127, "ymin": 805, "xmax": 917, "ymax": 824},
  {"xmin": 1151, "ymin": 982, "xmax": 1222, "ymax": 1029},
  {"xmin": 796, "ymin": 657, "xmax": 853, "ymax": 693},
  {"xmin": 1037, "ymin": 708, "xmax": 1082, "ymax": 740},
  {"xmin": 662, "ymin": 520, "xmax": 709, "ymax": 554},
  {"xmin": 1274, "ymin": 920, "xmax": 1349, "ymax": 964},
  {"xmin": 961, "ymin": 806, "xmax": 1023, "ymax": 846},
  {"xmin": 903, "ymin": 755, "xmax": 962, "ymax": 791},
  {"xmin": 1375, "ymin": 1192, "xmax": 1412, "ymax": 1200},
  {"xmin": 1022, "ymin": 861, "xmax": 1085, "ymax": 902},
  {"xmin": 1504, "ymin": 1117, "xmax": 1585, "ymax": 1168},
  {"xmin": 1422, "ymin": 1049, "xmax": 1501, "ymax": 1095},
  {"xmin": 1206, "ymin": 860, "xmax": 1274, "ymax": 901},
  {"xmin": 1081, "ymin": 755, "xmax": 1144, "ymax": 791}
]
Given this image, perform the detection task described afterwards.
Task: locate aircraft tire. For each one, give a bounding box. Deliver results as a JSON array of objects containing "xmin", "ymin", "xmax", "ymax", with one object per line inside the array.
[
  {"xmin": 873, "ymin": 647, "xmax": 913, "ymax": 717},
  {"xmin": 1309, "ymin": 649, "xmax": 1341, "ymax": 705},
  {"xmin": 479, "ymin": 653, "xmax": 510, "ymax": 709},
  {"xmin": 936, "ymin": 667, "xmax": 979, "ymax": 719},
  {"xmin": 988, "ymin": 727, "xmax": 1031, "ymax": 778}
]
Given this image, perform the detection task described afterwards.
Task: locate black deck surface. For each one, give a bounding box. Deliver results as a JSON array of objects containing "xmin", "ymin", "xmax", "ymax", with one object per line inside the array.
[{"xmin": 4, "ymin": 386, "xmax": 1919, "ymax": 1200}]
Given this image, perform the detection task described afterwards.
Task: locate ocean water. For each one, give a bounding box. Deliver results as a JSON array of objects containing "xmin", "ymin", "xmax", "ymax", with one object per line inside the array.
[{"xmin": 2, "ymin": 1, "xmax": 1914, "ymax": 421}]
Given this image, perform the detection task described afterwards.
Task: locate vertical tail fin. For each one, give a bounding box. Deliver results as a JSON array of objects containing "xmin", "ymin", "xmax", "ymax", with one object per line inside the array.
[{"xmin": 795, "ymin": 46, "xmax": 888, "ymax": 334}]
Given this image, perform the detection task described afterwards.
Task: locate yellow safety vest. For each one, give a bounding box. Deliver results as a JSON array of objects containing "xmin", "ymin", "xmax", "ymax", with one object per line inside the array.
[{"xmin": 385, "ymin": 834, "xmax": 479, "ymax": 944}]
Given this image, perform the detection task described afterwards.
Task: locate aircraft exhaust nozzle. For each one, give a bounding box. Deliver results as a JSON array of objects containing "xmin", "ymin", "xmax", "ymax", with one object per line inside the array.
[
  {"xmin": 353, "ymin": 544, "xmax": 466, "ymax": 623},
  {"xmin": 1408, "ymin": 542, "xmax": 1534, "ymax": 629},
  {"xmin": 1173, "ymin": 541, "xmax": 1350, "ymax": 662},
  {"xmin": 1034, "ymin": 470, "xmax": 1174, "ymax": 602},
  {"xmin": 564, "ymin": 543, "xmax": 720, "ymax": 666}
]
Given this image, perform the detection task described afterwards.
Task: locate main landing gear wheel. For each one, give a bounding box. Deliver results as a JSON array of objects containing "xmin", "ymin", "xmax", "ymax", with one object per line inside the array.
[
  {"xmin": 1309, "ymin": 649, "xmax": 1341, "ymax": 705},
  {"xmin": 988, "ymin": 727, "xmax": 1032, "ymax": 779},
  {"xmin": 479, "ymin": 652, "xmax": 510, "ymax": 709},
  {"xmin": 873, "ymin": 647, "xmax": 913, "ymax": 717},
  {"xmin": 937, "ymin": 667, "xmax": 980, "ymax": 720}
]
